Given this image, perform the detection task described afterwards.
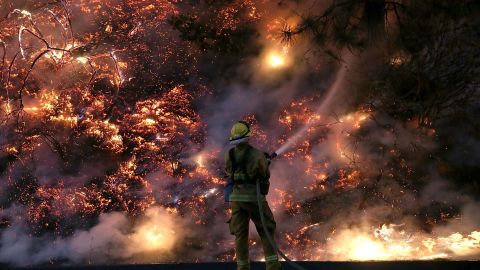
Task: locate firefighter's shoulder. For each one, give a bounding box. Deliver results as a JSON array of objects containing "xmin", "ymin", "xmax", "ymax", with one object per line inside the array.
[{"xmin": 249, "ymin": 146, "xmax": 267, "ymax": 159}]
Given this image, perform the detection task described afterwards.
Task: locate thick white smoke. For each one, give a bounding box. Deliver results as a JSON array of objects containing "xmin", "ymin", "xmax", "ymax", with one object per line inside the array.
[{"xmin": 0, "ymin": 207, "xmax": 183, "ymax": 266}]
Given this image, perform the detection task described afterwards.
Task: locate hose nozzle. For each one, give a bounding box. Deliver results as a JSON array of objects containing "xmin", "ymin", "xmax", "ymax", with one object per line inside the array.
[{"xmin": 265, "ymin": 152, "xmax": 278, "ymax": 164}]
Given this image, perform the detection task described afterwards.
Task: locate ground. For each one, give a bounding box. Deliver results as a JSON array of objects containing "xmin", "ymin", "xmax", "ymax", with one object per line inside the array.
[{"xmin": 8, "ymin": 261, "xmax": 480, "ymax": 270}]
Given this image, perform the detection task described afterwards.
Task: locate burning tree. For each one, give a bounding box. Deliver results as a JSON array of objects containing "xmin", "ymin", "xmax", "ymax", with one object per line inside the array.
[{"xmin": 0, "ymin": 0, "xmax": 479, "ymax": 266}]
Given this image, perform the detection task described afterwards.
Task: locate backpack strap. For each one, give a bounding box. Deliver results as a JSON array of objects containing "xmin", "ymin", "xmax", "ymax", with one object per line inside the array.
[
  {"xmin": 229, "ymin": 148, "xmax": 236, "ymax": 183},
  {"xmin": 229, "ymin": 145, "xmax": 252, "ymax": 185},
  {"xmin": 241, "ymin": 145, "xmax": 252, "ymax": 183}
]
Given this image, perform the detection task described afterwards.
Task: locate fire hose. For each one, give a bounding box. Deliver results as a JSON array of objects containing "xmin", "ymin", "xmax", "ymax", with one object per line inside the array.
[{"xmin": 255, "ymin": 153, "xmax": 308, "ymax": 270}]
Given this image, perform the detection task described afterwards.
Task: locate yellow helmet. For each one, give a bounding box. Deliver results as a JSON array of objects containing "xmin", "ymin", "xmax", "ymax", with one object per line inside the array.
[{"xmin": 230, "ymin": 121, "xmax": 251, "ymax": 142}]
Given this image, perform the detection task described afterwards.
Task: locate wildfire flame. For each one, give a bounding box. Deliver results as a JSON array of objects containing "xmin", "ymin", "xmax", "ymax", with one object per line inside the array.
[
  {"xmin": 325, "ymin": 225, "xmax": 480, "ymax": 261},
  {"xmin": 0, "ymin": 0, "xmax": 478, "ymax": 266}
]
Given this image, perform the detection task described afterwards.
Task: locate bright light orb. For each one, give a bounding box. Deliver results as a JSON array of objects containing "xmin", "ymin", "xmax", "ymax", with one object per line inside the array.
[{"xmin": 266, "ymin": 53, "xmax": 286, "ymax": 68}]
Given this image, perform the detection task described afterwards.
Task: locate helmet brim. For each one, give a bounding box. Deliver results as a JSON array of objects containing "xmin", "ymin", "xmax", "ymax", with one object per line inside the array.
[{"xmin": 229, "ymin": 136, "xmax": 250, "ymax": 145}]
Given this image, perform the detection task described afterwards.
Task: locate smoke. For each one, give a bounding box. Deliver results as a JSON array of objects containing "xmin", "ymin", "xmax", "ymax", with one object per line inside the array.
[
  {"xmin": 0, "ymin": 0, "xmax": 479, "ymax": 266},
  {"xmin": 0, "ymin": 206, "xmax": 183, "ymax": 266}
]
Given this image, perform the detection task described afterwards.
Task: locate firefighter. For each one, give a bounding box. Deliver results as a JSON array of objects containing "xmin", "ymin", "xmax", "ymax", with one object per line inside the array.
[{"xmin": 226, "ymin": 121, "xmax": 281, "ymax": 270}]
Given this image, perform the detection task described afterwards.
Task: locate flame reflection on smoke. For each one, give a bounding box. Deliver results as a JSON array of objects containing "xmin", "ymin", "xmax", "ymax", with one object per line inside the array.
[{"xmin": 131, "ymin": 207, "xmax": 177, "ymax": 253}]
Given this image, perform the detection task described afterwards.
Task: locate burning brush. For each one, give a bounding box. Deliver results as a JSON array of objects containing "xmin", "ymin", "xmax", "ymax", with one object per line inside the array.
[{"xmin": 0, "ymin": 0, "xmax": 479, "ymax": 267}]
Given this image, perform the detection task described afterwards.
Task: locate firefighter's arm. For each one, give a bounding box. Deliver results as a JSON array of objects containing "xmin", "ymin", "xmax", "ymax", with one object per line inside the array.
[
  {"xmin": 255, "ymin": 151, "xmax": 270, "ymax": 180},
  {"xmin": 262, "ymin": 153, "xmax": 270, "ymax": 179}
]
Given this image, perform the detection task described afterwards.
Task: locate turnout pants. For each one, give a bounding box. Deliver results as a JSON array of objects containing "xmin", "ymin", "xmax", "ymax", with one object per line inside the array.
[{"xmin": 229, "ymin": 201, "xmax": 281, "ymax": 270}]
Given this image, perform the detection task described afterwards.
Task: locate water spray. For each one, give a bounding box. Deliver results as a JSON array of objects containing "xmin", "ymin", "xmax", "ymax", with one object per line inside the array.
[
  {"xmin": 255, "ymin": 53, "xmax": 353, "ymax": 269},
  {"xmin": 275, "ymin": 52, "xmax": 352, "ymax": 155}
]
